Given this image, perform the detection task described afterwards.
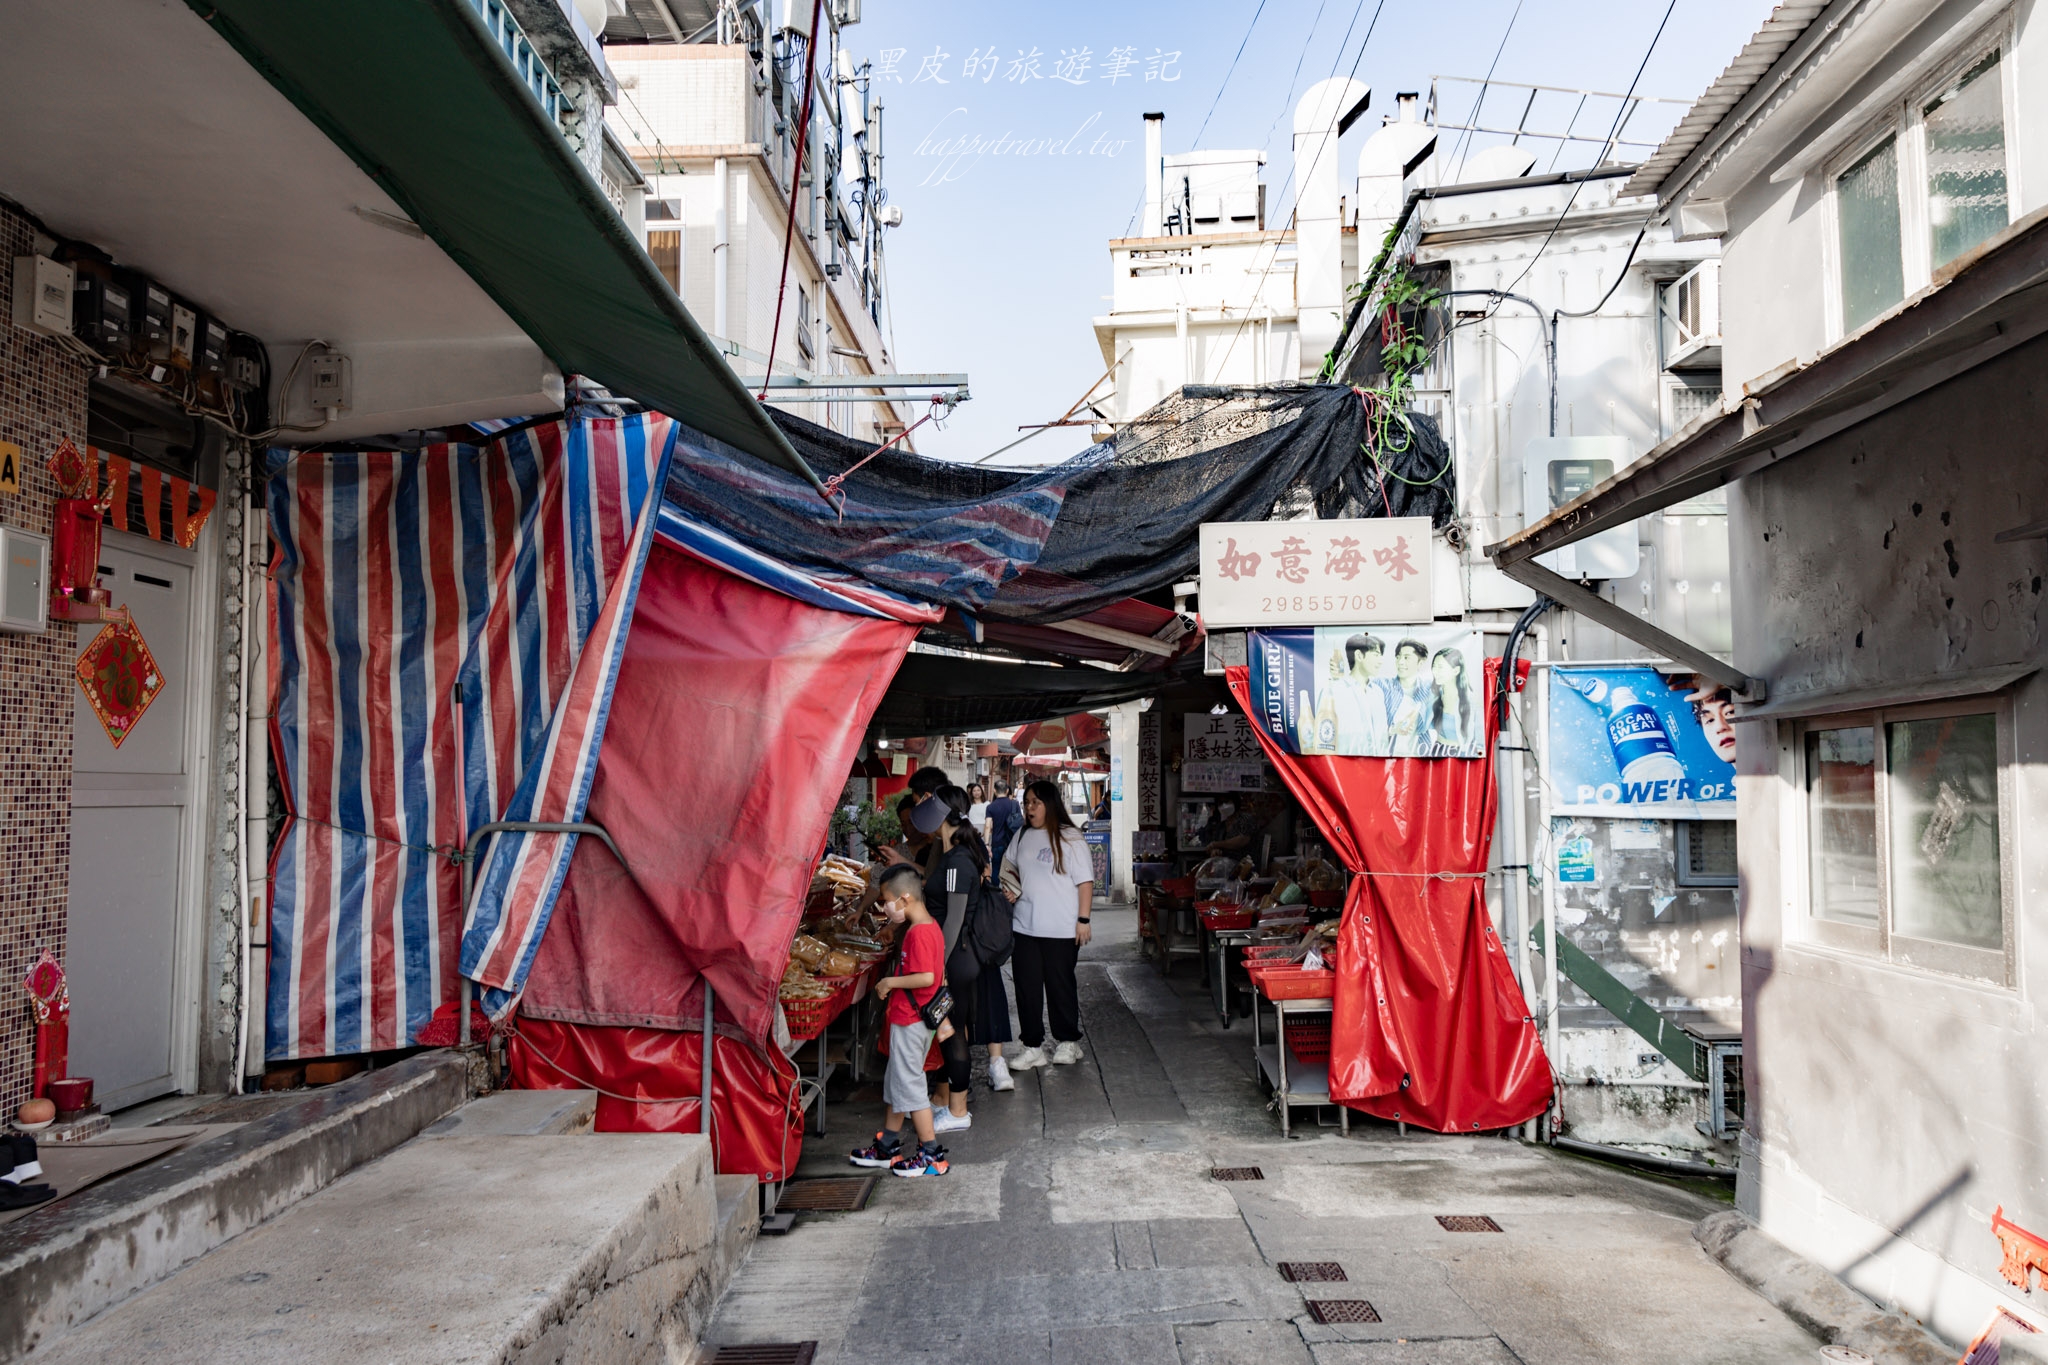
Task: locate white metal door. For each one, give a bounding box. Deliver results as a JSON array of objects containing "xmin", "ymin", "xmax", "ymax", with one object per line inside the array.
[{"xmin": 69, "ymin": 530, "xmax": 206, "ymax": 1109}]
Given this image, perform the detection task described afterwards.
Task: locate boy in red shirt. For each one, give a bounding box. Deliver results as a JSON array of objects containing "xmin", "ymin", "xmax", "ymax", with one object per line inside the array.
[{"xmin": 848, "ymin": 864, "xmax": 950, "ymax": 1177}]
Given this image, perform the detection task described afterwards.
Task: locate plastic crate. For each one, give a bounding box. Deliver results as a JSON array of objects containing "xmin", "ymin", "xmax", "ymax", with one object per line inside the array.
[
  {"xmin": 1285, "ymin": 1016, "xmax": 1332, "ymax": 1065},
  {"xmin": 1199, "ymin": 901, "xmax": 1255, "ymax": 931}
]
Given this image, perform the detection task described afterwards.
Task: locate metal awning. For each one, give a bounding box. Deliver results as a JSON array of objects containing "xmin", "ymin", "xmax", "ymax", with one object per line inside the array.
[
  {"xmin": 1488, "ymin": 204, "xmax": 2048, "ymax": 569},
  {"xmin": 192, "ymin": 0, "xmax": 822, "ymax": 490}
]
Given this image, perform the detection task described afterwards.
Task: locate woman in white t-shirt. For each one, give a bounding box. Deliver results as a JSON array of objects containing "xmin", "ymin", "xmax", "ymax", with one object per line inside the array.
[{"xmin": 998, "ymin": 779, "xmax": 1094, "ymax": 1071}]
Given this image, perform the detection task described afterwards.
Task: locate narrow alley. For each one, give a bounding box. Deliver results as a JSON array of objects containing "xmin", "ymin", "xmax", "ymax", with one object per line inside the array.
[{"xmin": 704, "ymin": 908, "xmax": 1816, "ymax": 1365}]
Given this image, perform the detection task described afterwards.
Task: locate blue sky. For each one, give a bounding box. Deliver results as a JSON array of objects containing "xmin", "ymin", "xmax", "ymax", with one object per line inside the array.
[{"xmin": 843, "ymin": 0, "xmax": 1777, "ymax": 463}]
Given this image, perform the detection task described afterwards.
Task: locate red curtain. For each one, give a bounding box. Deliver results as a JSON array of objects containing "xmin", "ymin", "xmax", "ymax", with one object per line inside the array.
[
  {"xmin": 513, "ymin": 543, "xmax": 919, "ymax": 1167},
  {"xmin": 1225, "ymin": 660, "xmax": 1551, "ymax": 1133}
]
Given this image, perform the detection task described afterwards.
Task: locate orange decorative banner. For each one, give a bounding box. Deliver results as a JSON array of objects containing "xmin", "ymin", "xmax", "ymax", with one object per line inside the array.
[
  {"xmin": 88, "ymin": 447, "xmax": 217, "ymax": 549},
  {"xmin": 75, "ymin": 618, "xmax": 165, "ymax": 748},
  {"xmin": 1994, "ymin": 1206, "xmax": 2048, "ymax": 1292}
]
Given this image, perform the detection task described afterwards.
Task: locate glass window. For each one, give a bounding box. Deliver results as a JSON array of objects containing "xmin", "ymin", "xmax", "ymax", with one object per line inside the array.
[
  {"xmin": 1837, "ymin": 137, "xmax": 1905, "ymax": 332},
  {"xmin": 1807, "ymin": 726, "xmax": 1879, "ymax": 927},
  {"xmin": 1886, "ymin": 714, "xmax": 2002, "ymax": 948},
  {"xmin": 647, "ymin": 230, "xmax": 682, "ymax": 296},
  {"xmin": 1925, "ymin": 52, "xmax": 2008, "ymax": 270}
]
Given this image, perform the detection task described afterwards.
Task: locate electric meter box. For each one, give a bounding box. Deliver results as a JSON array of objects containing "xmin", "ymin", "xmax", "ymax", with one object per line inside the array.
[
  {"xmin": 194, "ymin": 314, "xmax": 229, "ymax": 375},
  {"xmin": 127, "ymin": 274, "xmax": 173, "ymax": 358},
  {"xmin": 71, "ymin": 265, "xmax": 132, "ymax": 354},
  {"xmin": 12, "ymin": 255, "xmax": 74, "ymax": 337},
  {"xmin": 0, "ymin": 525, "xmax": 50, "ymax": 634},
  {"xmin": 1522, "ymin": 435, "xmax": 1640, "ymax": 580}
]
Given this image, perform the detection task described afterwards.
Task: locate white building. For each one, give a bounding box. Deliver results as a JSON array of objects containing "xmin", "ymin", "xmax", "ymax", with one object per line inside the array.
[
  {"xmin": 1112, "ymin": 79, "xmax": 1755, "ymax": 1160},
  {"xmin": 1491, "ymin": 0, "xmax": 2048, "ymax": 1349},
  {"xmin": 602, "ymin": 0, "xmax": 910, "ymax": 442}
]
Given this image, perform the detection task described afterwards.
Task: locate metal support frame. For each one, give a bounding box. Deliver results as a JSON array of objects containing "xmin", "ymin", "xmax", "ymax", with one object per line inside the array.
[
  {"xmin": 455, "ymin": 820, "xmax": 624, "ymax": 1046},
  {"xmin": 1500, "ymin": 558, "xmax": 1764, "ymax": 701}
]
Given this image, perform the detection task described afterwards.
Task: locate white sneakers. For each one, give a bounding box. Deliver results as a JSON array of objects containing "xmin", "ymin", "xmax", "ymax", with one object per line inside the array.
[
  {"xmin": 1008, "ymin": 1045, "xmax": 1050, "ymax": 1071},
  {"xmin": 1052, "ymin": 1041, "xmax": 1084, "ymax": 1066},
  {"xmin": 931, "ymin": 1108, "xmax": 972, "ymax": 1134},
  {"xmin": 1007, "ymin": 1042, "xmax": 1083, "ymax": 1070},
  {"xmin": 987, "ymin": 1055, "xmax": 1015, "ymax": 1091}
]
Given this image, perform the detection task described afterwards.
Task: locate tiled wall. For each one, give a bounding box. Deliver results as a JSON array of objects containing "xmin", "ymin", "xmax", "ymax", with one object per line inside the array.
[{"xmin": 0, "ymin": 201, "xmax": 90, "ymax": 1118}]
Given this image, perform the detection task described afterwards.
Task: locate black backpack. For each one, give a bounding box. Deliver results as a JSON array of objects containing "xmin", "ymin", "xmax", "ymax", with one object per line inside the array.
[{"xmin": 965, "ymin": 875, "xmax": 1013, "ymax": 970}]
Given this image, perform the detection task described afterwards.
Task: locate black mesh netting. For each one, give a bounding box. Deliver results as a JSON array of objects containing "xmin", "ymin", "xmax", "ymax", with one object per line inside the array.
[{"xmin": 714, "ymin": 383, "xmax": 1453, "ymax": 622}]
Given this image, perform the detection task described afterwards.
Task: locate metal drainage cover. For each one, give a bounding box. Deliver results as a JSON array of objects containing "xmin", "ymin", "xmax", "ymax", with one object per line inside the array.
[
  {"xmin": 1279, "ymin": 1261, "xmax": 1348, "ymax": 1282},
  {"xmin": 1435, "ymin": 1214, "xmax": 1502, "ymax": 1232},
  {"xmin": 707, "ymin": 1346, "xmax": 818, "ymax": 1365},
  {"xmin": 774, "ymin": 1177, "xmax": 876, "ymax": 1212},
  {"xmin": 1306, "ymin": 1300, "xmax": 1382, "ymax": 1324},
  {"xmin": 1211, "ymin": 1166, "xmax": 1265, "ymax": 1181}
]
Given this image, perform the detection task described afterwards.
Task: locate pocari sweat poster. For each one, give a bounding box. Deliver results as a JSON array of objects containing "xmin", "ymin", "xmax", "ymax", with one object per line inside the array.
[{"xmin": 1548, "ymin": 667, "xmax": 1737, "ymax": 817}]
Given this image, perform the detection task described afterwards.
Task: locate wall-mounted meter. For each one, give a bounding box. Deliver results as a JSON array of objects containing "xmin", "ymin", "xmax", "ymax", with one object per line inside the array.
[
  {"xmin": 1522, "ymin": 436, "xmax": 1640, "ymax": 580},
  {"xmin": 0, "ymin": 525, "xmax": 50, "ymax": 634}
]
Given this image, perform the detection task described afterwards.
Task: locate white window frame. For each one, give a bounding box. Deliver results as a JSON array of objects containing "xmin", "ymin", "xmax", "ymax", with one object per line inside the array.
[
  {"xmin": 1822, "ymin": 16, "xmax": 2018, "ymax": 342},
  {"xmin": 1792, "ymin": 696, "xmax": 2018, "ymax": 986}
]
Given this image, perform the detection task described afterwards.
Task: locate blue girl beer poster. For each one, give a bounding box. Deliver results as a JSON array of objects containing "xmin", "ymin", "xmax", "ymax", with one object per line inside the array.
[
  {"xmin": 1548, "ymin": 667, "xmax": 1737, "ymax": 817},
  {"xmin": 1247, "ymin": 625, "xmax": 1487, "ymax": 759}
]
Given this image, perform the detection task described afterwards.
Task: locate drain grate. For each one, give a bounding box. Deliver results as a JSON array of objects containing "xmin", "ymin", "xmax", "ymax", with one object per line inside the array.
[
  {"xmin": 774, "ymin": 1177, "xmax": 875, "ymax": 1212},
  {"xmin": 1211, "ymin": 1166, "xmax": 1265, "ymax": 1181},
  {"xmin": 1306, "ymin": 1300, "xmax": 1381, "ymax": 1324},
  {"xmin": 1435, "ymin": 1214, "xmax": 1502, "ymax": 1232},
  {"xmin": 1278, "ymin": 1261, "xmax": 1348, "ymax": 1282},
  {"xmin": 707, "ymin": 1346, "xmax": 817, "ymax": 1365}
]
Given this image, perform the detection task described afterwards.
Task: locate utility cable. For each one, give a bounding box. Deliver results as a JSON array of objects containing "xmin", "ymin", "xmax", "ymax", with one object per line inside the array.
[
  {"xmin": 1490, "ymin": 0, "xmax": 1678, "ymax": 311},
  {"xmin": 1447, "ymin": 0, "xmax": 1527, "ymax": 183}
]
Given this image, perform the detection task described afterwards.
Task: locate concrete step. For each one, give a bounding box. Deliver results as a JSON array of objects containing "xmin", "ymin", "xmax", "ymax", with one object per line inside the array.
[
  {"xmin": 31, "ymin": 1133, "xmax": 725, "ymax": 1365},
  {"xmin": 2, "ymin": 1051, "xmax": 469, "ymax": 1360},
  {"xmin": 421, "ymin": 1088, "xmax": 597, "ymax": 1138}
]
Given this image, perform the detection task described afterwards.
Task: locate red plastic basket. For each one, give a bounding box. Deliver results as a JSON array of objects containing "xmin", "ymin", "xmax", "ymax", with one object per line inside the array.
[
  {"xmin": 1284, "ymin": 1016, "xmax": 1332, "ymax": 1065},
  {"xmin": 1159, "ymin": 876, "xmax": 1199, "ymax": 899},
  {"xmin": 1199, "ymin": 902, "xmax": 1255, "ymax": 931},
  {"xmin": 1256, "ymin": 966, "xmax": 1336, "ymax": 1001},
  {"xmin": 1242, "ymin": 944, "xmax": 1296, "ymax": 964},
  {"xmin": 1307, "ymin": 888, "xmax": 1345, "ymax": 909},
  {"xmin": 781, "ymin": 995, "xmax": 835, "ymax": 1040}
]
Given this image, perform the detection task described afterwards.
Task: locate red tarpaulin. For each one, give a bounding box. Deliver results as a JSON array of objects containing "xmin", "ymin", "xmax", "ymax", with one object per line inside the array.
[
  {"xmin": 1225, "ymin": 660, "xmax": 1551, "ymax": 1133},
  {"xmin": 512, "ymin": 542, "xmax": 922, "ymax": 1170},
  {"xmin": 509, "ymin": 1018, "xmax": 805, "ymax": 1180}
]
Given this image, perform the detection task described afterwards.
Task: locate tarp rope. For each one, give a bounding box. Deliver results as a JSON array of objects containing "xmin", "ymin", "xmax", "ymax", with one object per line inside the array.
[
  {"xmin": 757, "ymin": 0, "xmax": 826, "ymax": 405},
  {"xmin": 819, "ymin": 396, "xmax": 947, "ymax": 519}
]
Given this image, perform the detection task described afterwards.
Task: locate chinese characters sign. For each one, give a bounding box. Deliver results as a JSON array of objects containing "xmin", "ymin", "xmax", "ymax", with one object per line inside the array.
[
  {"xmin": 1138, "ymin": 708, "xmax": 1162, "ymax": 827},
  {"xmin": 874, "ymin": 44, "xmax": 1180, "ymax": 85},
  {"xmin": 1183, "ymin": 712, "xmax": 1262, "ymax": 763},
  {"xmin": 1198, "ymin": 517, "xmax": 1434, "ymax": 628}
]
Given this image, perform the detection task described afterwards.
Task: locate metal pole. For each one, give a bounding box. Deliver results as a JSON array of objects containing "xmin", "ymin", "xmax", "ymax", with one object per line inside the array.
[
  {"xmin": 455, "ymin": 820, "xmax": 625, "ymax": 1047},
  {"xmin": 701, "ymin": 983, "xmax": 716, "ymax": 1144},
  {"xmin": 1518, "ymin": 626, "xmax": 1545, "ymax": 1142},
  {"xmin": 1539, "ymin": 665, "xmax": 1561, "ymax": 1141}
]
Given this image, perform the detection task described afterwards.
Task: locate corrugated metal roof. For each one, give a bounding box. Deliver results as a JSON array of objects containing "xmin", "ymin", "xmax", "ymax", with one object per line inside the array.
[{"xmin": 1622, "ymin": 2, "xmax": 1830, "ymax": 199}]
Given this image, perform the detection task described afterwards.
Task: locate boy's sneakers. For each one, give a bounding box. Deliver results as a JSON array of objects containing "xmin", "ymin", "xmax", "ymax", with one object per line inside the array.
[
  {"xmin": 848, "ymin": 1132, "xmax": 904, "ymax": 1168},
  {"xmin": 1052, "ymin": 1041, "xmax": 1084, "ymax": 1066},
  {"xmin": 890, "ymin": 1143, "xmax": 950, "ymax": 1178},
  {"xmin": 987, "ymin": 1055, "xmax": 1015, "ymax": 1091},
  {"xmin": 932, "ymin": 1108, "xmax": 972, "ymax": 1134},
  {"xmin": 1008, "ymin": 1045, "xmax": 1050, "ymax": 1071}
]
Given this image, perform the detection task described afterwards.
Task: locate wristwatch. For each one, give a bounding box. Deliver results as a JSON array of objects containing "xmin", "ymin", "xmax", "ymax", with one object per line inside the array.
[{"xmin": 1076, "ymin": 916, "xmax": 1091, "ymax": 923}]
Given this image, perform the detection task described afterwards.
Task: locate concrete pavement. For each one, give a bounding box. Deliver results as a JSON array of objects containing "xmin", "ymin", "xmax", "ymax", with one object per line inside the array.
[{"xmin": 703, "ymin": 907, "xmax": 1824, "ymax": 1365}]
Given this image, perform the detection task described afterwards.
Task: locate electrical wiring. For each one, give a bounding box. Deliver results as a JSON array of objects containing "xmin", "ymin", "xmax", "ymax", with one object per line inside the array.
[
  {"xmin": 1446, "ymin": 0, "xmax": 1528, "ymax": 184},
  {"xmin": 1488, "ymin": 0, "xmax": 1680, "ymax": 312}
]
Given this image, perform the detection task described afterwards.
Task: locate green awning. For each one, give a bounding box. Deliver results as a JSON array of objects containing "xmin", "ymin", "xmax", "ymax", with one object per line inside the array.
[{"xmin": 192, "ymin": 0, "xmax": 822, "ymax": 491}]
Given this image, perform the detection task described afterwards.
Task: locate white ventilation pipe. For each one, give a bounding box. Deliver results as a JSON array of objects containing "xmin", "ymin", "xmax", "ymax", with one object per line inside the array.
[
  {"xmin": 1142, "ymin": 112, "xmax": 1164, "ymax": 237},
  {"xmin": 1293, "ymin": 78, "xmax": 1369, "ymax": 377},
  {"xmin": 712, "ymin": 157, "xmax": 731, "ymax": 341}
]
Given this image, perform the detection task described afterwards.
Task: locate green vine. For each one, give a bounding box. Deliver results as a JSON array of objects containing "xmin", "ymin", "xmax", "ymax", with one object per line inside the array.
[{"xmin": 1331, "ymin": 220, "xmax": 1446, "ymax": 490}]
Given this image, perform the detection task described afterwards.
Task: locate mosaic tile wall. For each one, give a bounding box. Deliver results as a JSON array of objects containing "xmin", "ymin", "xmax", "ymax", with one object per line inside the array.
[{"xmin": 0, "ymin": 200, "xmax": 90, "ymax": 1119}]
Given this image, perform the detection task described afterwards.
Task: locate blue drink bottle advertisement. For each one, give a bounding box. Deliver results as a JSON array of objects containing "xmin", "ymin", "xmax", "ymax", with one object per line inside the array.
[{"xmin": 1548, "ymin": 667, "xmax": 1737, "ymax": 817}]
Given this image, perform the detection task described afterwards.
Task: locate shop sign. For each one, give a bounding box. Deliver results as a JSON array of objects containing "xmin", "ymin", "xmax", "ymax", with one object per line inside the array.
[
  {"xmin": 1183, "ymin": 711, "xmax": 1261, "ymax": 763},
  {"xmin": 1247, "ymin": 625, "xmax": 1486, "ymax": 759},
  {"xmin": 1198, "ymin": 516, "xmax": 1433, "ymax": 627},
  {"xmin": 1548, "ymin": 667, "xmax": 1736, "ymax": 817},
  {"xmin": 1137, "ymin": 709, "xmax": 1162, "ymax": 826},
  {"xmin": 0, "ymin": 441, "xmax": 19, "ymax": 495},
  {"xmin": 1181, "ymin": 760, "xmax": 1272, "ymax": 793}
]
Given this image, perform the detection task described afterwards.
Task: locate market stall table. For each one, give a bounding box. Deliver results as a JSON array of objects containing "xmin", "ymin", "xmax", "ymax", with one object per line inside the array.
[{"xmin": 1249, "ymin": 967, "xmax": 1347, "ymax": 1139}]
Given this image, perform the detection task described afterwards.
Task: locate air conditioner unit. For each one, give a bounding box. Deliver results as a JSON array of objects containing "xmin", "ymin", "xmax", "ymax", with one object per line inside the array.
[{"xmin": 1660, "ymin": 261, "xmax": 1721, "ymax": 373}]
